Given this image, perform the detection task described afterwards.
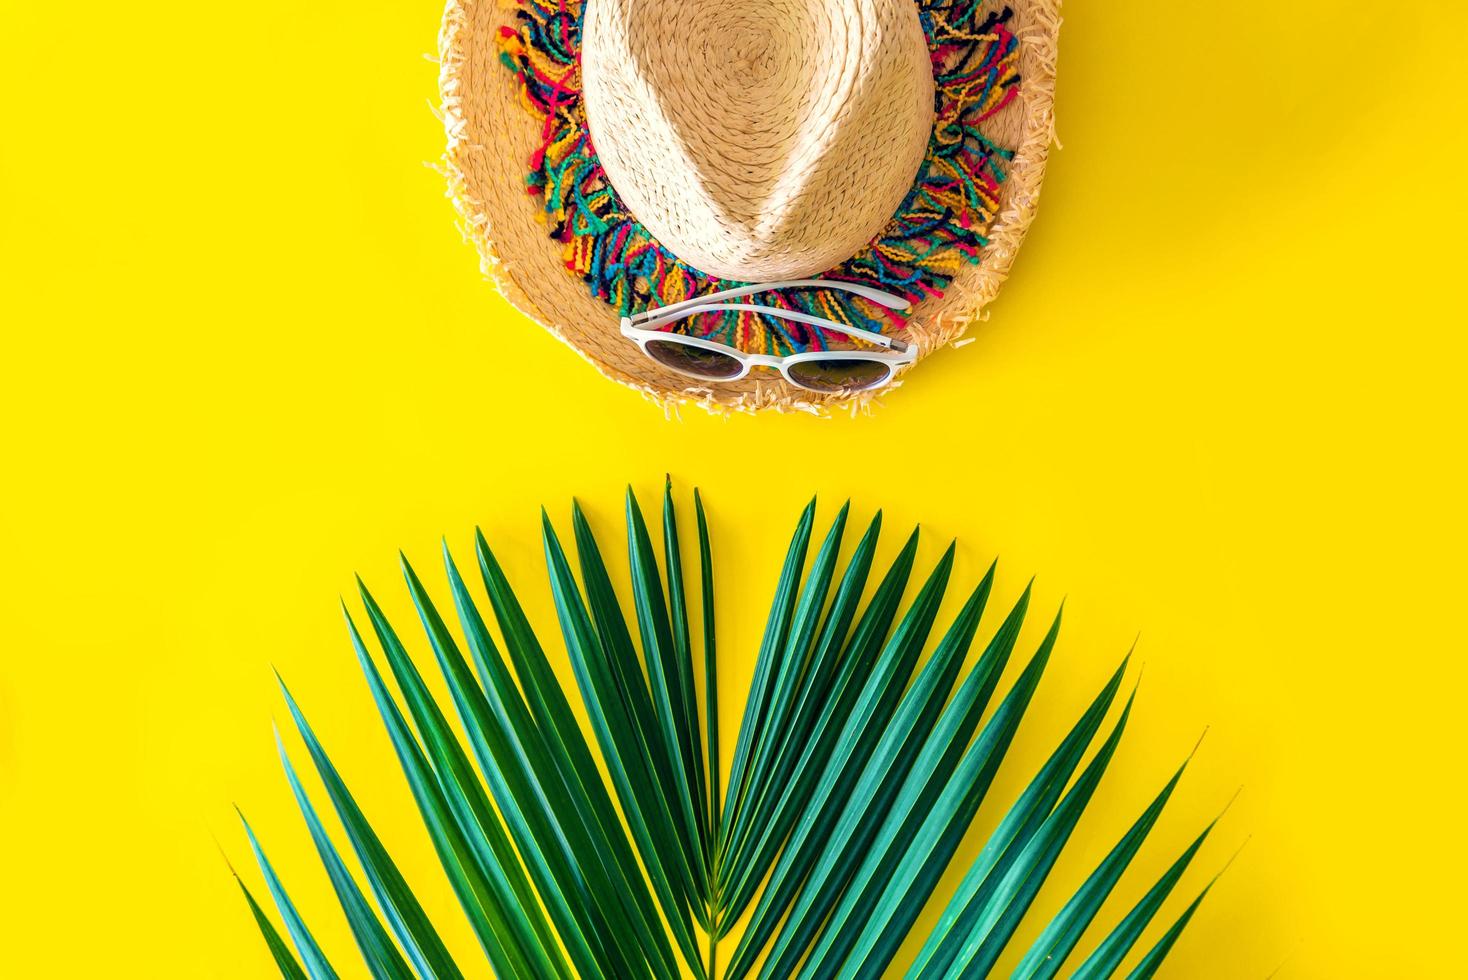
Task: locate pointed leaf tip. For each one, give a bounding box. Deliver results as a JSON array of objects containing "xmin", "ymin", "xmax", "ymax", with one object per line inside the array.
[
  {"xmin": 1218, "ymin": 837, "xmax": 1250, "ymax": 876},
  {"xmin": 1213, "ymin": 786, "xmax": 1245, "ymax": 825},
  {"xmin": 354, "ymin": 577, "xmax": 377, "ymax": 605},
  {"xmin": 1186, "ymin": 727, "xmax": 1210, "ymax": 762}
]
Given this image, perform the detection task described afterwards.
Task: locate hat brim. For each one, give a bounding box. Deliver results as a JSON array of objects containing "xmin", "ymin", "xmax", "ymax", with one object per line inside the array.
[{"xmin": 439, "ymin": 0, "xmax": 1060, "ymax": 413}]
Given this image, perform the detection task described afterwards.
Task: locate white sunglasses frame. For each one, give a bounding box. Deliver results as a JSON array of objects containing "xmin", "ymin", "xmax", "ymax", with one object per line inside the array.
[{"xmin": 618, "ymin": 279, "xmax": 919, "ymax": 394}]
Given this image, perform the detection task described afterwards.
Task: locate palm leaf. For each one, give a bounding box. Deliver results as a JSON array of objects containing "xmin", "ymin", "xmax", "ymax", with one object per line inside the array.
[
  {"xmin": 726, "ymin": 537, "xmax": 958, "ymax": 975},
  {"xmin": 720, "ymin": 497, "xmax": 817, "ymax": 857},
  {"xmin": 785, "ymin": 594, "xmax": 1052, "ymax": 980},
  {"xmin": 1124, "ymin": 876, "xmax": 1220, "ymax": 980},
  {"xmin": 694, "ymin": 489, "xmax": 721, "ymax": 858},
  {"xmin": 660, "ymin": 481, "xmax": 712, "ymax": 866},
  {"xmin": 719, "ymin": 519, "xmax": 915, "ymax": 942},
  {"xmin": 237, "ymin": 812, "xmax": 340, "ymax": 980},
  {"xmin": 718, "ymin": 508, "xmax": 883, "ymax": 905},
  {"xmin": 274, "ymin": 729, "xmax": 415, "ymax": 980},
  {"xmin": 1012, "ymin": 749, "xmax": 1198, "ymax": 980},
  {"xmin": 471, "ymin": 529, "xmax": 679, "ymax": 975},
  {"xmin": 437, "ymin": 546, "xmax": 677, "ymax": 978},
  {"xmin": 230, "ymin": 861, "xmax": 310, "ymax": 980},
  {"xmin": 343, "ymin": 607, "xmax": 557, "ymax": 978},
  {"xmin": 276, "ymin": 678, "xmax": 464, "ymax": 980},
  {"xmin": 548, "ymin": 508, "xmax": 707, "ymax": 970},
  {"xmin": 233, "ymin": 486, "xmax": 1230, "ymax": 978},
  {"xmin": 905, "ymin": 658, "xmax": 1126, "ymax": 979},
  {"xmin": 1069, "ymin": 817, "xmax": 1222, "ymax": 979},
  {"xmin": 734, "ymin": 564, "xmax": 1007, "ymax": 980},
  {"xmin": 400, "ymin": 555, "xmax": 625, "ymax": 978}
]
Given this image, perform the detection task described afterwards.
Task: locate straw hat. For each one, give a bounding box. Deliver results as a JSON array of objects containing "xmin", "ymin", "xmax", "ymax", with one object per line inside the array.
[{"xmin": 440, "ymin": 0, "xmax": 1059, "ymax": 412}]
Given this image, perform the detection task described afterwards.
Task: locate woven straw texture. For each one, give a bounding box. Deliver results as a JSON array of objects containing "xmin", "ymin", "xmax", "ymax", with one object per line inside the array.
[
  {"xmin": 583, "ymin": 0, "xmax": 934, "ymax": 282},
  {"xmin": 440, "ymin": 0, "xmax": 1060, "ymax": 413}
]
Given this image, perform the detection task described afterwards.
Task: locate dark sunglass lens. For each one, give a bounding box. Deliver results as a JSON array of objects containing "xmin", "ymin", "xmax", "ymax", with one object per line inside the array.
[
  {"xmin": 785, "ymin": 358, "xmax": 892, "ymax": 392},
  {"xmin": 644, "ymin": 339, "xmax": 744, "ymax": 380}
]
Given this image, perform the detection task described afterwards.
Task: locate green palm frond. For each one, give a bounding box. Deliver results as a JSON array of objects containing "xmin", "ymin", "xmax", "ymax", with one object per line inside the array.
[{"xmin": 235, "ymin": 484, "xmax": 1231, "ymax": 978}]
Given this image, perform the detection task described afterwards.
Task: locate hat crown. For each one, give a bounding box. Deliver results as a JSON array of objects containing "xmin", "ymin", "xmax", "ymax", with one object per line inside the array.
[{"xmin": 582, "ymin": 0, "xmax": 935, "ymax": 282}]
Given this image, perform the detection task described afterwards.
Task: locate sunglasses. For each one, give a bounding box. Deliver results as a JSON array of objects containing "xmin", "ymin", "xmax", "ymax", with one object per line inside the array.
[{"xmin": 620, "ymin": 280, "xmax": 918, "ymax": 394}]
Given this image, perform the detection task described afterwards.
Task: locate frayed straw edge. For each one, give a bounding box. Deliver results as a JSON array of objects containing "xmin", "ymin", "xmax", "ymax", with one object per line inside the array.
[
  {"xmin": 923, "ymin": 0, "xmax": 1061, "ymax": 351},
  {"xmin": 438, "ymin": 0, "xmax": 1060, "ymax": 417}
]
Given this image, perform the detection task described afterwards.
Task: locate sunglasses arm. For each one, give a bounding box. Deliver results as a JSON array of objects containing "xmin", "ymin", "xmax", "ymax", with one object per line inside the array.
[{"xmin": 626, "ymin": 303, "xmax": 910, "ymax": 352}]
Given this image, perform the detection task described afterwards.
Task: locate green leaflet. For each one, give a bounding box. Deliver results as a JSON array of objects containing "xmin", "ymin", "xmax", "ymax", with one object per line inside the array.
[
  {"xmin": 238, "ymin": 813, "xmax": 340, "ymax": 980},
  {"xmin": 754, "ymin": 566, "xmax": 1007, "ymax": 980},
  {"xmin": 276, "ymin": 679, "xmax": 464, "ymax": 980},
  {"xmin": 570, "ymin": 500, "xmax": 706, "ymax": 916},
  {"xmin": 720, "ymin": 500, "xmax": 850, "ymax": 883},
  {"xmin": 1071, "ymin": 817, "xmax": 1226, "ymax": 979},
  {"xmin": 1012, "ymin": 751, "xmax": 1195, "ymax": 980},
  {"xmin": 817, "ymin": 609, "xmax": 1064, "ymax": 980},
  {"xmin": 274, "ymin": 731, "xmax": 415, "ymax": 980},
  {"xmin": 230, "ymin": 864, "xmax": 310, "ymax": 979},
  {"xmin": 471, "ymin": 529, "xmax": 680, "ymax": 976},
  {"xmin": 905, "ymin": 658, "xmax": 1126, "ymax": 980},
  {"xmin": 789, "ymin": 587, "xmax": 1042, "ymax": 980},
  {"xmin": 544, "ymin": 510, "xmax": 707, "ymax": 975},
  {"xmin": 720, "ymin": 497, "xmax": 816, "ymax": 855},
  {"xmin": 725, "ymin": 538, "xmax": 955, "ymax": 976},
  {"xmin": 620, "ymin": 491, "xmax": 711, "ymax": 907},
  {"xmin": 1125, "ymin": 876, "xmax": 1220, "ymax": 980},
  {"xmin": 695, "ymin": 489, "xmax": 721, "ymax": 864},
  {"xmin": 718, "ymin": 509, "xmax": 882, "ymax": 898},
  {"xmin": 438, "ymin": 545, "xmax": 679, "ymax": 979},
  {"xmin": 232, "ymin": 489, "xmax": 1226, "ymax": 980},
  {"xmin": 401, "ymin": 555, "xmax": 621, "ymax": 979},
  {"xmin": 719, "ymin": 521, "xmax": 915, "ymax": 937},
  {"xmin": 344, "ymin": 607, "xmax": 557, "ymax": 979},
  {"xmin": 355, "ymin": 584, "xmax": 570, "ymax": 978},
  {"xmin": 660, "ymin": 481, "xmax": 713, "ymax": 870},
  {"xmin": 932, "ymin": 688, "xmax": 1138, "ymax": 979}
]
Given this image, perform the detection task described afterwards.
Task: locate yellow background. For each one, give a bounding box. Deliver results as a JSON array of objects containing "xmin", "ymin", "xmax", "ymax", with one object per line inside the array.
[{"xmin": 2, "ymin": 0, "xmax": 1465, "ymax": 975}]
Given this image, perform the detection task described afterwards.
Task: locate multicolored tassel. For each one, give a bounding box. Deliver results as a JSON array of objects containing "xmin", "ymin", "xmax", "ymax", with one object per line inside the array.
[{"xmin": 499, "ymin": 0, "xmax": 1021, "ymax": 355}]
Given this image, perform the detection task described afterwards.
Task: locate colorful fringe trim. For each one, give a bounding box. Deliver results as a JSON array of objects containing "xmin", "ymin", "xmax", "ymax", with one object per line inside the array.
[{"xmin": 499, "ymin": 1, "xmax": 1021, "ymax": 355}]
